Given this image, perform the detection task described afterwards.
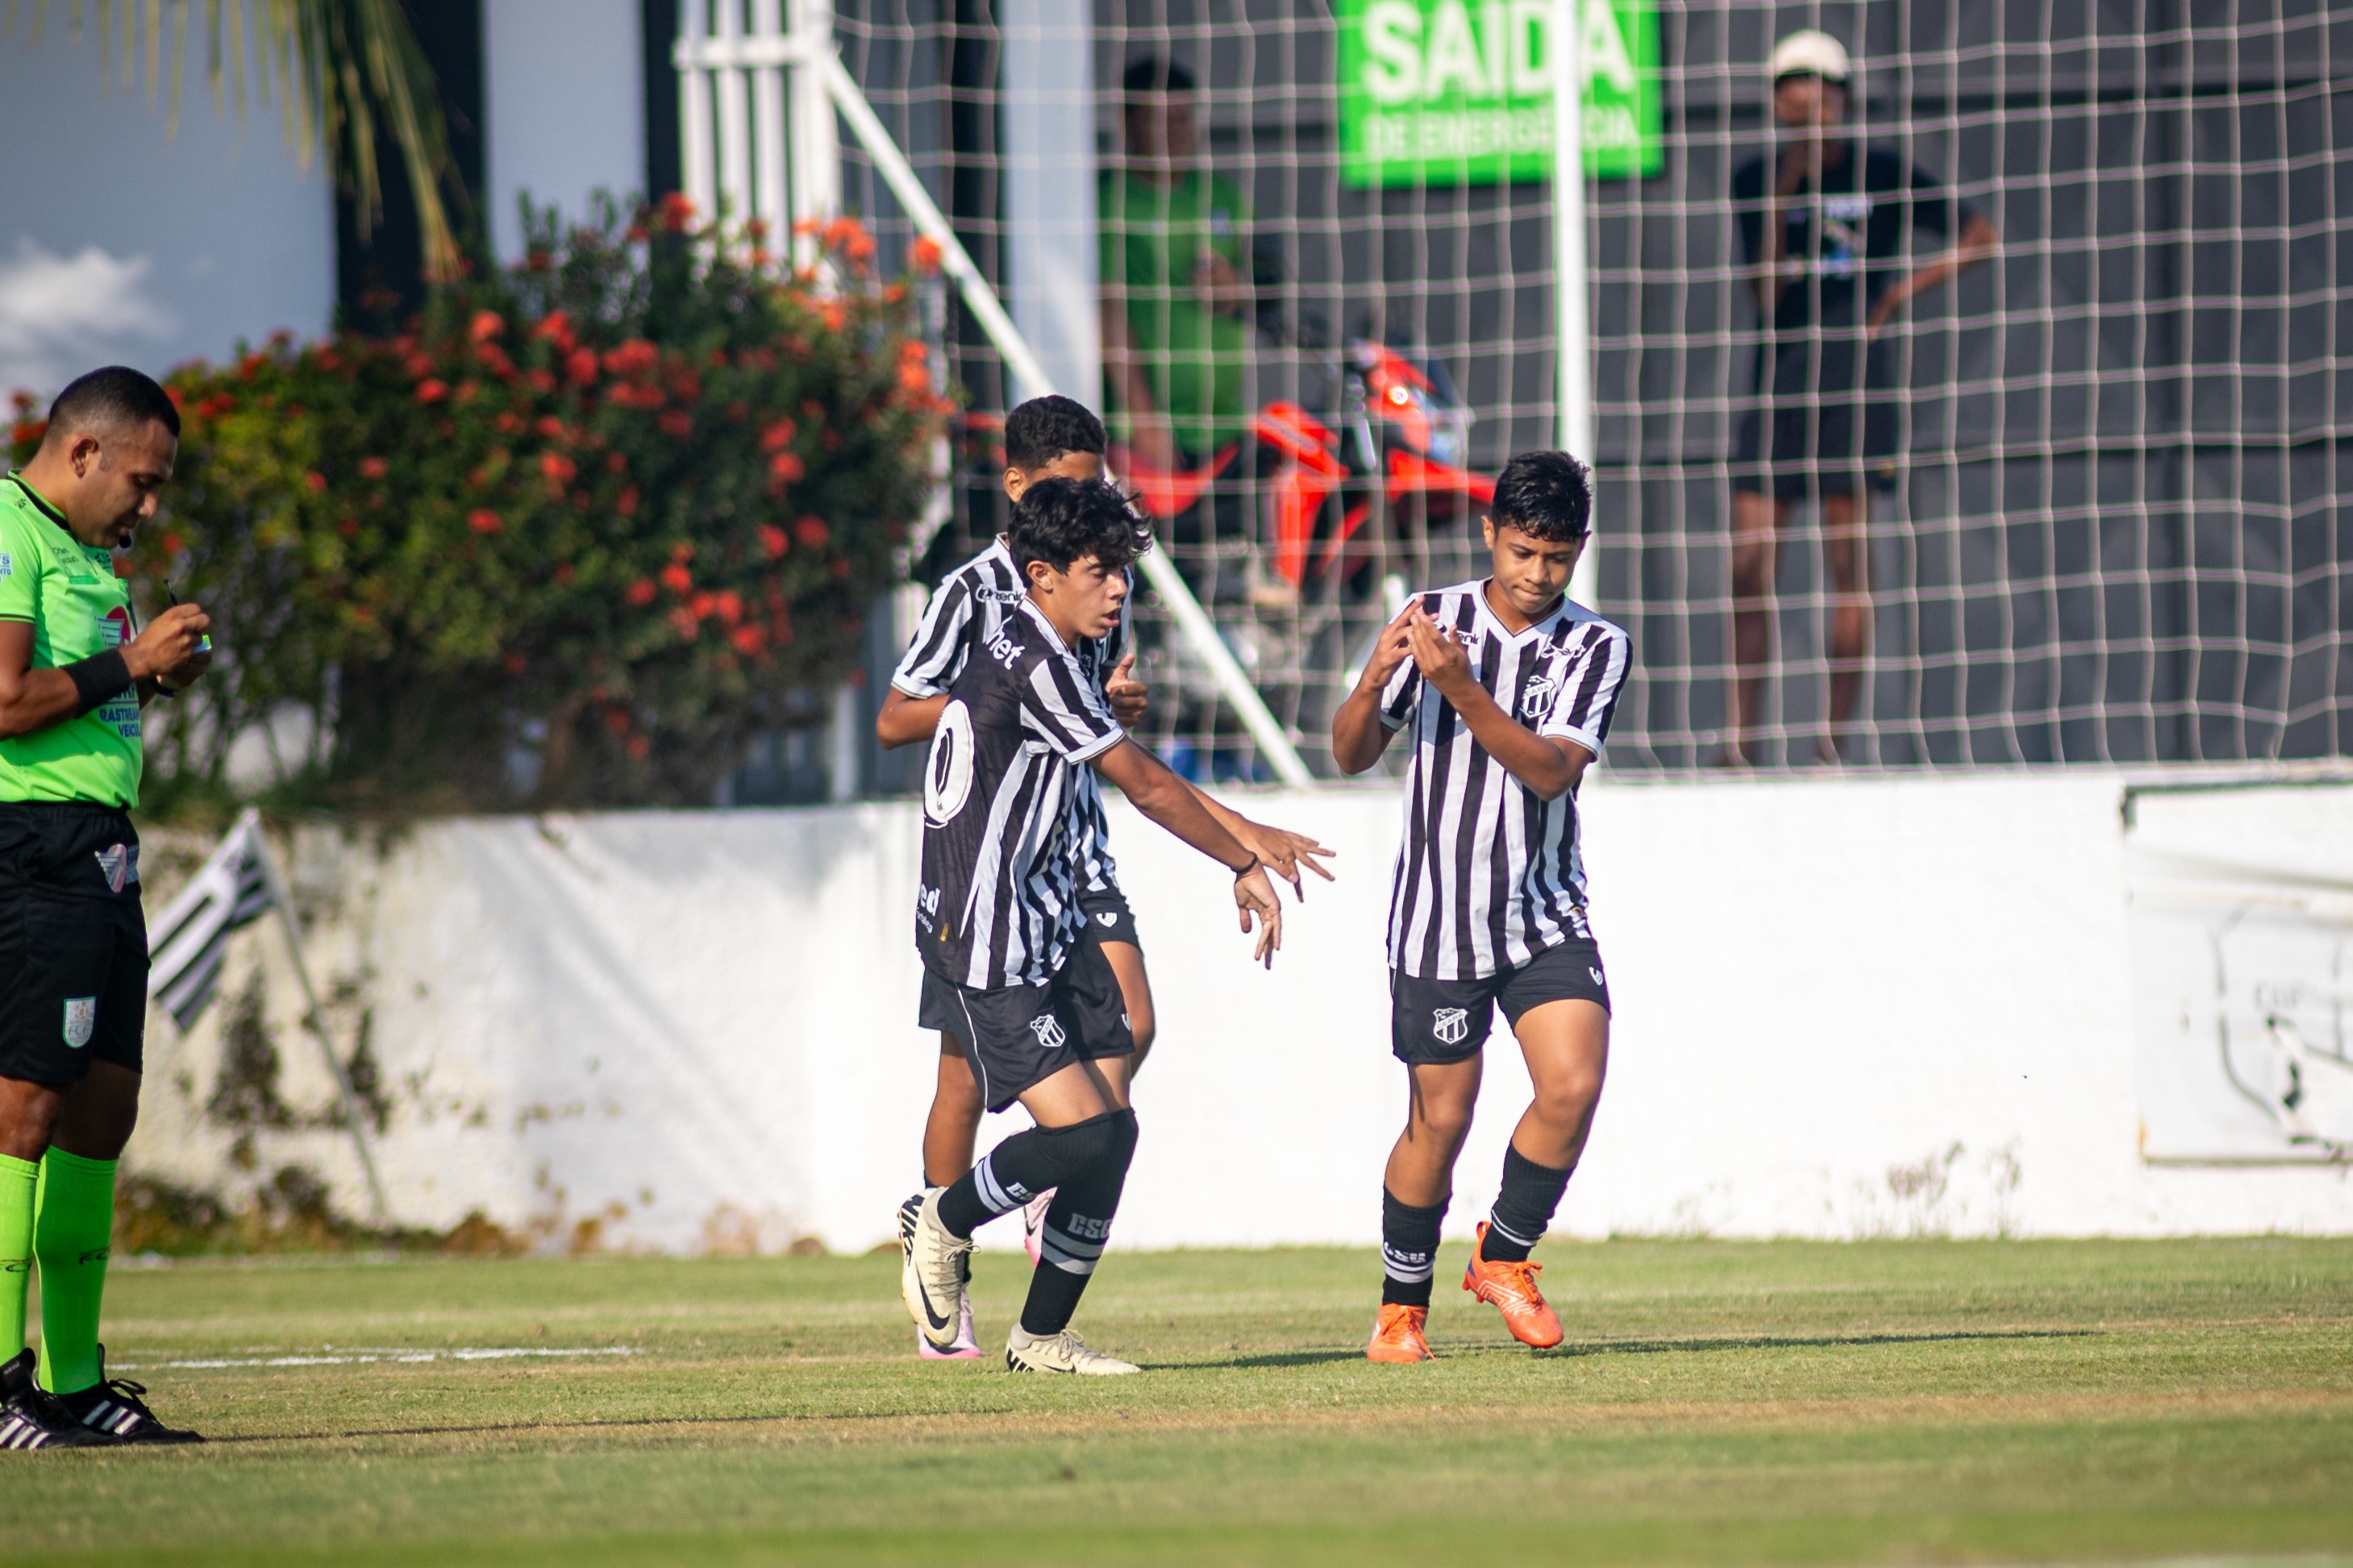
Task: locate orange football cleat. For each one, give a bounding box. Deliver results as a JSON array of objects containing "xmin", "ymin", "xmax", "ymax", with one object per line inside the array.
[
  {"xmin": 1462, "ymin": 1222, "xmax": 1564, "ymax": 1348},
  {"xmin": 1366, "ymin": 1303, "xmax": 1435, "ymax": 1362}
]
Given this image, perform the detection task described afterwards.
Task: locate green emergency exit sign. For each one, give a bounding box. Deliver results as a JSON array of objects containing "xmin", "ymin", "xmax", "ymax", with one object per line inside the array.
[{"xmin": 1337, "ymin": 0, "xmax": 1660, "ymax": 187}]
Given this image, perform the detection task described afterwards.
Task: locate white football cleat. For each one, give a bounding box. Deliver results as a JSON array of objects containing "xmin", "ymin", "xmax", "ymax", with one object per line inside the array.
[
  {"xmin": 1004, "ymin": 1327, "xmax": 1139, "ymax": 1375},
  {"xmin": 918, "ymin": 1295, "xmax": 983, "ymax": 1360},
  {"xmin": 1022, "ymin": 1189, "xmax": 1055, "ymax": 1268},
  {"xmin": 901, "ymin": 1188, "xmax": 974, "ymax": 1352}
]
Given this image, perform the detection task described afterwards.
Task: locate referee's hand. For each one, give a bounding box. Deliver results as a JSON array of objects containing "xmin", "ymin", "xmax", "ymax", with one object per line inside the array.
[
  {"xmin": 1234, "ymin": 865, "xmax": 1283, "ymax": 970},
  {"xmin": 127, "ymin": 602, "xmax": 212, "ymax": 689}
]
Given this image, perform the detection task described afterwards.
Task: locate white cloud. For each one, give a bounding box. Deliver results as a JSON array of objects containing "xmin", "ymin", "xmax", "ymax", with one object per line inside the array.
[{"xmin": 0, "ymin": 239, "xmax": 177, "ymax": 400}]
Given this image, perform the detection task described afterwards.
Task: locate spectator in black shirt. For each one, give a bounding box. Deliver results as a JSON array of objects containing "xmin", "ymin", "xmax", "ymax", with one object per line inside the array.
[{"xmin": 1726, "ymin": 31, "xmax": 1997, "ymax": 765}]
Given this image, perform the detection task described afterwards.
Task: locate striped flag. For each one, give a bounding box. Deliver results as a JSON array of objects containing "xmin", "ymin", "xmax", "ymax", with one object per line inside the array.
[{"xmin": 148, "ymin": 814, "xmax": 274, "ymax": 1031}]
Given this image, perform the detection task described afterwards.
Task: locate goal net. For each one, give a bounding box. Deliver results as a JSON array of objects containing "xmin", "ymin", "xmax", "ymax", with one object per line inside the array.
[{"xmin": 827, "ymin": 0, "xmax": 2353, "ymax": 776}]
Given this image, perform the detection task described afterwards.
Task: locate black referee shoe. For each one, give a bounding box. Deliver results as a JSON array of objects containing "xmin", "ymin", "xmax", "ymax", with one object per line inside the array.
[
  {"xmin": 0, "ymin": 1350, "xmax": 118, "ymax": 1450},
  {"xmin": 52, "ymin": 1346, "xmax": 202, "ymax": 1445}
]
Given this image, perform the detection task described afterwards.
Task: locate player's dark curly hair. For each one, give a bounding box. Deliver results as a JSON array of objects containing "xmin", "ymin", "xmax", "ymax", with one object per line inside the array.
[
  {"xmin": 1004, "ymin": 395, "xmax": 1106, "ymax": 473},
  {"xmin": 1008, "ymin": 476, "xmax": 1154, "ymax": 577},
  {"xmin": 1489, "ymin": 449, "xmax": 1593, "ymax": 543}
]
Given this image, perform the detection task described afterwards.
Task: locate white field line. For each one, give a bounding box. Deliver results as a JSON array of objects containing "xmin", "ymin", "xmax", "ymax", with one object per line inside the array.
[{"xmin": 111, "ymin": 1347, "xmax": 642, "ymax": 1370}]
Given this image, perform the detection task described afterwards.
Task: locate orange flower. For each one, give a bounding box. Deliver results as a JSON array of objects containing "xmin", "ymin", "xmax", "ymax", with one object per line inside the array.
[
  {"xmin": 730, "ymin": 623, "xmax": 767, "ymax": 656},
  {"xmin": 714, "ymin": 590, "xmax": 743, "ymax": 626},
  {"xmin": 660, "ymin": 562, "xmax": 693, "ymax": 595},
  {"xmin": 758, "ymin": 416, "xmax": 798, "ymax": 452},
  {"xmin": 467, "ymin": 509, "xmax": 502, "ymax": 534},
  {"xmin": 658, "ymin": 191, "xmax": 698, "ymax": 233},
  {"xmin": 757, "ymin": 522, "xmax": 788, "ymax": 559},
  {"xmin": 793, "ymin": 515, "xmax": 829, "ymax": 549},
  {"xmin": 768, "ymin": 451, "xmax": 804, "ymax": 482},
  {"xmin": 657, "ymin": 410, "xmax": 693, "ymax": 439},
  {"xmin": 565, "ymin": 347, "xmax": 599, "ymax": 386},
  {"xmin": 305, "ymin": 471, "xmax": 329, "ymax": 493},
  {"xmin": 415, "ymin": 379, "xmax": 449, "ymax": 405},
  {"xmin": 908, "ymin": 235, "xmax": 943, "ymax": 275},
  {"xmin": 625, "ymin": 577, "xmax": 657, "ymax": 605},
  {"xmin": 627, "ymin": 733, "xmax": 652, "ymax": 759},
  {"xmin": 469, "ymin": 310, "xmax": 506, "ymax": 343}
]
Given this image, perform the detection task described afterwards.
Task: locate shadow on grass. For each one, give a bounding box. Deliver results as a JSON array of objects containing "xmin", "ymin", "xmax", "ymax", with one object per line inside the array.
[{"xmin": 1547, "ymin": 1327, "xmax": 2100, "ymax": 1359}]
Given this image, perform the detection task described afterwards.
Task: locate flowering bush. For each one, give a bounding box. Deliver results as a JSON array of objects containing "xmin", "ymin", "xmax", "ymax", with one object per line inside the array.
[{"xmin": 10, "ymin": 198, "xmax": 951, "ymax": 811}]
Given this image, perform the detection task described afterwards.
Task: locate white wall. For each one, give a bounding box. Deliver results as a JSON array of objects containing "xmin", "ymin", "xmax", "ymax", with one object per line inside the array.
[
  {"xmin": 130, "ymin": 773, "xmax": 2353, "ymax": 1254},
  {"xmin": 0, "ymin": 22, "xmax": 334, "ymax": 397},
  {"xmin": 484, "ymin": 0, "xmax": 645, "ymax": 258}
]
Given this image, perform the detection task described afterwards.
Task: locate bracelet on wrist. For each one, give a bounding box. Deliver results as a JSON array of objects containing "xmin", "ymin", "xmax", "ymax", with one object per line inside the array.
[{"xmin": 1231, "ymin": 853, "xmax": 1260, "ymax": 879}]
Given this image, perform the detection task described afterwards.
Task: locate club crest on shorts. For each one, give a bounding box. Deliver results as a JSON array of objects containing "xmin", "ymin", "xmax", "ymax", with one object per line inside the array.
[
  {"xmin": 1431, "ymin": 1006, "xmax": 1470, "ymax": 1046},
  {"xmin": 1027, "ymin": 1013, "xmax": 1068, "ymax": 1052},
  {"xmin": 62, "ymin": 997, "xmax": 97, "ymax": 1050}
]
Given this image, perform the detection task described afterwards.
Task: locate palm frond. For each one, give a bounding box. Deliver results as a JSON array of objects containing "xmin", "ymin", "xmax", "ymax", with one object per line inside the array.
[{"xmin": 6, "ymin": 0, "xmax": 464, "ymax": 283}]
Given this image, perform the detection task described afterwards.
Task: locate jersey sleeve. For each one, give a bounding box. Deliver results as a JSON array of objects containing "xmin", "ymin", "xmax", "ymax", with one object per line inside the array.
[
  {"xmin": 889, "ymin": 576, "xmax": 976, "ymax": 697},
  {"xmin": 1022, "ymin": 649, "xmax": 1127, "ymax": 763},
  {"xmin": 0, "ymin": 506, "xmax": 38, "ymax": 622},
  {"xmin": 1537, "ymin": 623, "xmax": 1632, "ymax": 758},
  {"xmin": 1377, "ymin": 657, "xmax": 1422, "ymax": 731}
]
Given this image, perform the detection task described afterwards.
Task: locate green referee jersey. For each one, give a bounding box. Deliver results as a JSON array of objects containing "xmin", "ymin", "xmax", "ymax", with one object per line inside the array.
[{"xmin": 0, "ymin": 475, "xmax": 141, "ymax": 808}]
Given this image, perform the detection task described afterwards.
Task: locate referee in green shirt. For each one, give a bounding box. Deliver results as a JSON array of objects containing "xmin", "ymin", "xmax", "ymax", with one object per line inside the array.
[{"xmin": 0, "ymin": 367, "xmax": 211, "ymax": 1449}]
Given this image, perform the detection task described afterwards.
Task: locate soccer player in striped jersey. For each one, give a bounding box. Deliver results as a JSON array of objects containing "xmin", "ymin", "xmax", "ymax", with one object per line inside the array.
[
  {"xmin": 899, "ymin": 476, "xmax": 1284, "ymax": 1375},
  {"xmin": 880, "ymin": 397, "xmax": 1330, "ymax": 1358},
  {"xmin": 1331, "ymin": 451, "xmax": 1630, "ymax": 1362}
]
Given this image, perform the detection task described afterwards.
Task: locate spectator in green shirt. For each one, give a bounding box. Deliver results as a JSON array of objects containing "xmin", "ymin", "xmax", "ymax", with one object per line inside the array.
[{"xmin": 1098, "ymin": 56, "xmax": 1255, "ymax": 475}]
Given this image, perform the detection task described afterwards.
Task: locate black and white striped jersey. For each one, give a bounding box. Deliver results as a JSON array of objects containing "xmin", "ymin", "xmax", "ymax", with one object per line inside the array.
[
  {"xmin": 918, "ymin": 597, "xmax": 1130, "ymax": 989},
  {"xmin": 1380, "ymin": 582, "xmax": 1632, "ymax": 981},
  {"xmin": 891, "ymin": 539, "xmax": 1131, "ymax": 897}
]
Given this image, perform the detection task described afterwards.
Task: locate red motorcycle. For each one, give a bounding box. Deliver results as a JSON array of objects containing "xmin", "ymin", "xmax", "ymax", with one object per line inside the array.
[{"xmin": 1109, "ymin": 339, "xmax": 1494, "ymax": 596}]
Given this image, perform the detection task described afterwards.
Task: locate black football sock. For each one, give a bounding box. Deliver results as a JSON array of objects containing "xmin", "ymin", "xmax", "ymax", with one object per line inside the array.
[
  {"xmin": 938, "ymin": 1110, "xmax": 1128, "ymax": 1238},
  {"xmin": 1017, "ymin": 1108, "xmax": 1139, "ymax": 1337},
  {"xmin": 1482, "ymin": 1144, "xmax": 1574, "ymax": 1263},
  {"xmin": 1380, "ymin": 1188, "xmax": 1447, "ymax": 1308}
]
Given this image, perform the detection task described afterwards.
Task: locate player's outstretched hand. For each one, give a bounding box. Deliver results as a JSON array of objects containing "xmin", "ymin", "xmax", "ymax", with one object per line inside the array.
[
  {"xmin": 1239, "ymin": 821, "xmax": 1336, "ymax": 900},
  {"xmin": 1106, "ymin": 651, "xmax": 1148, "ymax": 727},
  {"xmin": 1234, "ymin": 866, "xmax": 1283, "ymax": 970}
]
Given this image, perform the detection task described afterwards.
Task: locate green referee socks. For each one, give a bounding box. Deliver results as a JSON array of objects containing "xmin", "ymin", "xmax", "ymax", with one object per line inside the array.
[
  {"xmin": 0, "ymin": 1154, "xmax": 33, "ymax": 1359},
  {"xmin": 34, "ymin": 1149, "xmax": 115, "ymax": 1395}
]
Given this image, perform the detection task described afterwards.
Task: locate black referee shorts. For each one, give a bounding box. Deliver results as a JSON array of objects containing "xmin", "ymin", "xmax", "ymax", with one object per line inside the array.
[
  {"xmin": 920, "ymin": 941, "xmax": 1135, "ymax": 1113},
  {"xmin": 1390, "ymin": 935, "xmax": 1610, "ymax": 1067},
  {"xmin": 1731, "ymin": 335, "xmax": 1901, "ymax": 502},
  {"xmin": 0, "ymin": 802, "xmax": 148, "ymax": 1086}
]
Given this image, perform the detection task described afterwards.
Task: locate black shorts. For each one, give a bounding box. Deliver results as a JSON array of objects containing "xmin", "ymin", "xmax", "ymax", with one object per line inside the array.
[
  {"xmin": 920, "ymin": 942, "xmax": 1135, "ymax": 1113},
  {"xmin": 1731, "ymin": 335, "xmax": 1901, "ymax": 501},
  {"xmin": 1075, "ymin": 884, "xmax": 1140, "ymax": 950},
  {"xmin": 1390, "ymin": 937, "xmax": 1610, "ymax": 1067},
  {"xmin": 0, "ymin": 802, "xmax": 148, "ymax": 1085}
]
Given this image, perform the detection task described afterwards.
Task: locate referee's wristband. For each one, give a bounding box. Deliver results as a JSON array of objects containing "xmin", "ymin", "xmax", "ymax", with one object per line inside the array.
[
  {"xmin": 63, "ymin": 649, "xmax": 133, "ymax": 717},
  {"xmin": 1230, "ymin": 853, "xmax": 1261, "ymax": 879}
]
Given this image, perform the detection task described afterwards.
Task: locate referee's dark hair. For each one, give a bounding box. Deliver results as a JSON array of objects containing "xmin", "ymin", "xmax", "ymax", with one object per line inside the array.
[
  {"xmin": 46, "ymin": 365, "xmax": 181, "ymax": 443},
  {"xmin": 1490, "ymin": 450, "xmax": 1593, "ymax": 543},
  {"xmin": 1005, "ymin": 396, "xmax": 1106, "ymax": 472},
  {"xmin": 1009, "ymin": 476, "xmax": 1153, "ymax": 577}
]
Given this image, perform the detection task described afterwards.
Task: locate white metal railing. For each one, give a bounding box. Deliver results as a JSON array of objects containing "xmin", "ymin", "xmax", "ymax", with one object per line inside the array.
[{"xmin": 672, "ymin": 11, "xmax": 1318, "ymax": 788}]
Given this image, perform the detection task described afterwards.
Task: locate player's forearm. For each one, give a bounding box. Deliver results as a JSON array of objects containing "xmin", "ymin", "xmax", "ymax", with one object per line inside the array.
[
  {"xmin": 1331, "ymin": 688, "xmax": 1393, "ymax": 776},
  {"xmin": 875, "ymin": 690, "xmax": 947, "ymax": 750},
  {"xmin": 1438, "ymin": 680, "xmax": 1575, "ymax": 800},
  {"xmin": 1117, "ymin": 752, "xmax": 1255, "ymax": 871}
]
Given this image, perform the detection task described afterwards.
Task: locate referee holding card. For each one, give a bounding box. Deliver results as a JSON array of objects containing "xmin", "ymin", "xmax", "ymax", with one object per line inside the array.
[{"xmin": 0, "ymin": 367, "xmax": 211, "ymax": 1449}]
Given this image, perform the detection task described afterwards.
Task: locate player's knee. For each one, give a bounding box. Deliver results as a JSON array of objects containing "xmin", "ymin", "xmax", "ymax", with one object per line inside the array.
[
  {"xmin": 1035, "ymin": 1106, "xmax": 1135, "ymax": 1179},
  {"xmin": 1531, "ymin": 1071, "xmax": 1602, "ymax": 1129},
  {"xmin": 1412, "ymin": 1096, "xmax": 1476, "ymax": 1148}
]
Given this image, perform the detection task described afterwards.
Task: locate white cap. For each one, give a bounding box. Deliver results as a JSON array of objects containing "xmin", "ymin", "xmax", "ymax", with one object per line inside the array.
[{"xmin": 1769, "ymin": 29, "xmax": 1851, "ymax": 83}]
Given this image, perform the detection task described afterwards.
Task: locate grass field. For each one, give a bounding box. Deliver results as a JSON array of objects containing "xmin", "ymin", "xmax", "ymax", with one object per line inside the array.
[{"xmin": 2, "ymin": 1239, "xmax": 2349, "ymax": 1566}]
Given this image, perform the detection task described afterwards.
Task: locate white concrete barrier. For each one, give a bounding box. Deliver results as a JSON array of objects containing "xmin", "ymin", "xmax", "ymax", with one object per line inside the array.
[{"xmin": 129, "ymin": 772, "xmax": 2353, "ymax": 1252}]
